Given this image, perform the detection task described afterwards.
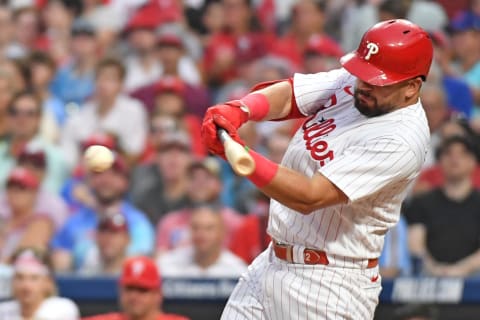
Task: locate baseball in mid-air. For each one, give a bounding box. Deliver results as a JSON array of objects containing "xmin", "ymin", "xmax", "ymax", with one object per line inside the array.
[{"xmin": 83, "ymin": 145, "xmax": 114, "ymax": 172}]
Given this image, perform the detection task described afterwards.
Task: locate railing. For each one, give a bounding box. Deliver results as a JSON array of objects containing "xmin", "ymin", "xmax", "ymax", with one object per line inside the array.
[{"xmin": 2, "ymin": 275, "xmax": 480, "ymax": 319}]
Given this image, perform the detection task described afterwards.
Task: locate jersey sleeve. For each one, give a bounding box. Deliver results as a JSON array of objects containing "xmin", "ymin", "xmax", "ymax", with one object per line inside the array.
[
  {"xmin": 293, "ymin": 68, "xmax": 354, "ymax": 116},
  {"xmin": 319, "ymin": 137, "xmax": 420, "ymax": 202}
]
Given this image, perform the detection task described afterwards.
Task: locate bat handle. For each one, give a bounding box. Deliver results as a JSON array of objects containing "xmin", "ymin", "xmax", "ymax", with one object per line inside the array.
[
  {"xmin": 216, "ymin": 128, "xmax": 255, "ymax": 176},
  {"xmin": 217, "ymin": 128, "xmax": 230, "ymax": 145}
]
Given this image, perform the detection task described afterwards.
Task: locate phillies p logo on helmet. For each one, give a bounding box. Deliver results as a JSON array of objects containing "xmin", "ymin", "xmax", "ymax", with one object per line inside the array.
[{"xmin": 365, "ymin": 43, "xmax": 379, "ymax": 61}]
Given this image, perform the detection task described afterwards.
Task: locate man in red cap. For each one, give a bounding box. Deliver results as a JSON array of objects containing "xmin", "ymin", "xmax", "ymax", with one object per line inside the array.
[
  {"xmin": 152, "ymin": 76, "xmax": 206, "ymax": 157},
  {"xmin": 123, "ymin": 5, "xmax": 162, "ymax": 92},
  {"xmin": 201, "ymin": 19, "xmax": 433, "ymax": 319},
  {"xmin": 83, "ymin": 256, "xmax": 189, "ymax": 320},
  {"xmin": 79, "ymin": 212, "xmax": 131, "ymax": 275}
]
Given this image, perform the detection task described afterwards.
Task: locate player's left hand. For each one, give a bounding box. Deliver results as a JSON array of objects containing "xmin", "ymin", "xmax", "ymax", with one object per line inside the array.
[{"xmin": 201, "ymin": 110, "xmax": 245, "ymax": 157}]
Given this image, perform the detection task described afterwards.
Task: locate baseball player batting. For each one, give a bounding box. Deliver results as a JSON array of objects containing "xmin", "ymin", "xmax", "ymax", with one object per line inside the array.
[{"xmin": 201, "ymin": 19, "xmax": 433, "ymax": 319}]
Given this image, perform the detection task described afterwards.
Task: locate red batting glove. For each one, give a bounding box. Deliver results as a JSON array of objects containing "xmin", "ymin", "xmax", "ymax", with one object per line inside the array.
[
  {"xmin": 201, "ymin": 101, "xmax": 248, "ymax": 156},
  {"xmin": 201, "ymin": 114, "xmax": 246, "ymax": 157}
]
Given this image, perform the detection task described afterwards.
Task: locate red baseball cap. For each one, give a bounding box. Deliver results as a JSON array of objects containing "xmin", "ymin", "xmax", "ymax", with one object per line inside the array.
[
  {"xmin": 304, "ymin": 35, "xmax": 344, "ymax": 58},
  {"xmin": 124, "ymin": 6, "xmax": 159, "ymax": 33},
  {"xmin": 154, "ymin": 76, "xmax": 185, "ymax": 96},
  {"xmin": 120, "ymin": 256, "xmax": 161, "ymax": 289},
  {"xmin": 7, "ymin": 167, "xmax": 39, "ymax": 189},
  {"xmin": 97, "ymin": 212, "xmax": 128, "ymax": 232},
  {"xmin": 124, "ymin": 1, "xmax": 182, "ymax": 34},
  {"xmin": 81, "ymin": 133, "xmax": 117, "ymax": 151}
]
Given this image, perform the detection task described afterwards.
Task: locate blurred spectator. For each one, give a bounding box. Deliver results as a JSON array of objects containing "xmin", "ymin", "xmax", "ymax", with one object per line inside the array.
[
  {"xmin": 413, "ymin": 118, "xmax": 480, "ymax": 194},
  {"xmin": 83, "ymin": 256, "xmax": 189, "ymax": 320},
  {"xmin": 202, "ymin": 0, "xmax": 273, "ymax": 86},
  {"xmin": 156, "ymin": 157, "xmax": 244, "ymax": 255},
  {"xmin": 341, "ymin": 0, "xmax": 379, "ymax": 53},
  {"xmin": 79, "ymin": 212, "xmax": 130, "ymax": 276},
  {"xmin": 158, "ymin": 205, "xmax": 247, "ymax": 278},
  {"xmin": 28, "ymin": 50, "xmax": 65, "ymax": 142},
  {"xmin": 229, "ymin": 190, "xmax": 270, "ymax": 264},
  {"xmin": 123, "ymin": 7, "xmax": 162, "ymax": 92},
  {"xmin": 405, "ymin": 136, "xmax": 480, "ymax": 277},
  {"xmin": 156, "ymin": 31, "xmax": 202, "ymax": 86},
  {"xmin": 0, "ymin": 5, "xmax": 17, "ymax": 59},
  {"xmin": 60, "ymin": 56, "xmax": 148, "ymax": 168},
  {"xmin": 50, "ymin": 18, "xmax": 97, "ymax": 107},
  {"xmin": 130, "ymin": 73, "xmax": 210, "ymax": 119},
  {"xmin": 0, "ymin": 167, "xmax": 54, "ymax": 263},
  {"xmin": 60, "ymin": 132, "xmax": 119, "ymax": 212},
  {"xmin": 51, "ymin": 155, "xmax": 154, "ymax": 272},
  {"xmin": 41, "ymin": 0, "xmax": 81, "ymax": 64},
  {"xmin": 81, "ymin": 0, "xmax": 123, "ymax": 54},
  {"xmin": 122, "ymin": 2, "xmax": 201, "ymax": 90},
  {"xmin": 0, "ymin": 70, "xmax": 14, "ymax": 141},
  {"xmin": 0, "ymin": 161, "xmax": 69, "ymax": 237},
  {"xmin": 379, "ymin": 215, "xmax": 411, "ymax": 278},
  {"xmin": 273, "ymin": 0, "xmax": 340, "ymax": 70},
  {"xmin": 152, "ymin": 76, "xmax": 206, "ymax": 157},
  {"xmin": 420, "ymin": 83, "xmax": 450, "ymax": 168},
  {"xmin": 0, "ymin": 58, "xmax": 30, "ymax": 92},
  {"xmin": 138, "ymin": 113, "xmax": 180, "ymax": 163},
  {"xmin": 379, "ymin": 0, "xmax": 447, "ymax": 32},
  {"xmin": 16, "ymin": 145, "xmax": 69, "ymax": 217},
  {"xmin": 130, "ymin": 131, "xmax": 192, "ymax": 224},
  {"xmin": 448, "ymin": 11, "xmax": 480, "ymax": 118},
  {"xmin": 9, "ymin": 6, "xmax": 46, "ymax": 58},
  {"xmin": 427, "ymin": 31, "xmax": 474, "ymax": 120},
  {"xmin": 0, "ymin": 90, "xmax": 68, "ymax": 193},
  {"xmin": 303, "ymin": 33, "xmax": 343, "ymax": 74},
  {"xmin": 0, "ymin": 247, "xmax": 79, "ymax": 320},
  {"xmin": 436, "ymin": 0, "xmax": 471, "ymax": 19},
  {"xmin": 341, "ymin": 0, "xmax": 447, "ymax": 53},
  {"xmin": 196, "ymin": 0, "xmax": 225, "ymax": 45}
]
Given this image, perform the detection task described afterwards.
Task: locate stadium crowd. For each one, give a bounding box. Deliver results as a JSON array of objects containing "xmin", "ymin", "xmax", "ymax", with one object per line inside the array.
[{"xmin": 0, "ymin": 0, "xmax": 479, "ymax": 318}]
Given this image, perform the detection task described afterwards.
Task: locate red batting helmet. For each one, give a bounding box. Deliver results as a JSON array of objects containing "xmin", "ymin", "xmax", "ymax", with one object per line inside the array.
[{"xmin": 341, "ymin": 19, "xmax": 433, "ymax": 86}]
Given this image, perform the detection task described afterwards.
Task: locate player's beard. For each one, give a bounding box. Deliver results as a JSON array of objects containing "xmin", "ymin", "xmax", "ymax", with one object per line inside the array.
[{"xmin": 354, "ymin": 89, "xmax": 396, "ymax": 117}]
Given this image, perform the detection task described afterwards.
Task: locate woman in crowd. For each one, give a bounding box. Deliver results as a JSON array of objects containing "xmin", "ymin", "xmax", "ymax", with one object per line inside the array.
[{"xmin": 0, "ymin": 247, "xmax": 79, "ymax": 320}]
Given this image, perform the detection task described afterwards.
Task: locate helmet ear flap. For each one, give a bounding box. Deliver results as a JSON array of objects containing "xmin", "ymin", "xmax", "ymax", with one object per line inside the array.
[{"xmin": 340, "ymin": 19, "xmax": 433, "ymax": 86}]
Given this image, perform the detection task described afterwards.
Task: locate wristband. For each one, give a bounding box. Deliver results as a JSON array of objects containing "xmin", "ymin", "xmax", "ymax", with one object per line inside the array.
[
  {"xmin": 240, "ymin": 93, "xmax": 270, "ymax": 121},
  {"xmin": 248, "ymin": 149, "xmax": 279, "ymax": 188}
]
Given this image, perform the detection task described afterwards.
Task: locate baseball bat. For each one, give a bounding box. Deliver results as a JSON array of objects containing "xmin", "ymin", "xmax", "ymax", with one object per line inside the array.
[{"xmin": 217, "ymin": 128, "xmax": 255, "ymax": 176}]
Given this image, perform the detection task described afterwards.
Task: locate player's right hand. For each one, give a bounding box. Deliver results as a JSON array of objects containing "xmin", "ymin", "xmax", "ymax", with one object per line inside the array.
[
  {"xmin": 201, "ymin": 101, "xmax": 249, "ymax": 155},
  {"xmin": 201, "ymin": 104, "xmax": 248, "ymax": 158}
]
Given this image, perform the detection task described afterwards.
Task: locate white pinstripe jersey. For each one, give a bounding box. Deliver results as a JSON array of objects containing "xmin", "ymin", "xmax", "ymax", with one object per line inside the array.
[{"xmin": 267, "ymin": 68, "xmax": 430, "ymax": 260}]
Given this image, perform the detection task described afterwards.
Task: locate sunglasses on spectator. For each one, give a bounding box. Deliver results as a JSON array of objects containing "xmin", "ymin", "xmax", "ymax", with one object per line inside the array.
[{"xmin": 8, "ymin": 108, "xmax": 39, "ymax": 117}]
